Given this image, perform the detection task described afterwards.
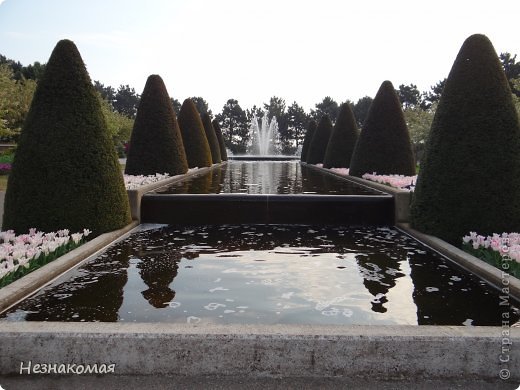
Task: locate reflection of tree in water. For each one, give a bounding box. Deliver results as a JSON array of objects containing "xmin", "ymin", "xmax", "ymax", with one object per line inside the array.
[
  {"xmin": 137, "ymin": 253, "xmax": 179, "ymax": 309},
  {"xmin": 352, "ymin": 228, "xmax": 407, "ymax": 313},
  {"xmin": 23, "ymin": 243, "xmax": 133, "ymax": 322},
  {"xmin": 356, "ymin": 252, "xmax": 404, "ymax": 313},
  {"xmin": 407, "ymin": 249, "xmax": 520, "ymax": 326}
]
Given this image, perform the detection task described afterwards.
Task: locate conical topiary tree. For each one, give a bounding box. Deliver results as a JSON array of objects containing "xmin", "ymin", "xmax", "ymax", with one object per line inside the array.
[
  {"xmin": 3, "ymin": 39, "xmax": 131, "ymax": 236},
  {"xmin": 349, "ymin": 81, "xmax": 415, "ymax": 177},
  {"xmin": 125, "ymin": 74, "xmax": 188, "ymax": 176},
  {"xmin": 323, "ymin": 103, "xmax": 359, "ymax": 168},
  {"xmin": 201, "ymin": 113, "xmax": 221, "ymax": 164},
  {"xmin": 306, "ymin": 116, "xmax": 333, "ymax": 164},
  {"xmin": 212, "ymin": 119, "xmax": 228, "ymax": 161},
  {"xmin": 177, "ymin": 99, "xmax": 212, "ymax": 168},
  {"xmin": 411, "ymin": 34, "xmax": 520, "ymax": 244},
  {"xmin": 300, "ymin": 119, "xmax": 317, "ymax": 162}
]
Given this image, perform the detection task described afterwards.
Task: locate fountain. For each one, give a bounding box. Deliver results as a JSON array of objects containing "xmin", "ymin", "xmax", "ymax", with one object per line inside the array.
[{"xmin": 248, "ymin": 112, "xmax": 281, "ymax": 155}]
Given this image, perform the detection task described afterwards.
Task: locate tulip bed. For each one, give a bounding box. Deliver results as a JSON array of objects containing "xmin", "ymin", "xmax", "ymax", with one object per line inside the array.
[
  {"xmin": 0, "ymin": 228, "xmax": 92, "ymax": 288},
  {"xmin": 123, "ymin": 173, "xmax": 171, "ymax": 190},
  {"xmin": 361, "ymin": 173, "xmax": 417, "ymax": 192},
  {"xmin": 462, "ymin": 232, "xmax": 520, "ymax": 278}
]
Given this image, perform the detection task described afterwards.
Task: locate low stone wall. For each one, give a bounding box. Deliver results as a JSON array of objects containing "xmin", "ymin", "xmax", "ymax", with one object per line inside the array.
[{"xmin": 0, "ymin": 322, "xmax": 517, "ymax": 381}]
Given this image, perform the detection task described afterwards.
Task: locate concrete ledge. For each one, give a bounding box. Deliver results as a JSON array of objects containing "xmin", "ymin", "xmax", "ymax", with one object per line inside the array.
[
  {"xmin": 397, "ymin": 223, "xmax": 520, "ymax": 302},
  {"xmin": 0, "ymin": 322, "xmax": 517, "ymax": 380},
  {"xmin": 0, "ymin": 221, "xmax": 139, "ymax": 313},
  {"xmin": 126, "ymin": 164, "xmax": 225, "ymax": 221},
  {"xmin": 304, "ymin": 163, "xmax": 412, "ymax": 223}
]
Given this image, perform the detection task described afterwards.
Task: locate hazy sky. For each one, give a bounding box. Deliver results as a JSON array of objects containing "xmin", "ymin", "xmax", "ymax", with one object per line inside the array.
[{"xmin": 0, "ymin": 0, "xmax": 518, "ymax": 113}]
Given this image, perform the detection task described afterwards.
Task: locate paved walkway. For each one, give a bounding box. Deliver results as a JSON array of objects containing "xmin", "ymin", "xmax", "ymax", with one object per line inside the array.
[{"xmin": 0, "ymin": 375, "xmax": 517, "ymax": 389}]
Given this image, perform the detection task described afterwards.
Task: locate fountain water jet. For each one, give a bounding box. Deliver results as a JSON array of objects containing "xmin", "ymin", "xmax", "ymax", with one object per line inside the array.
[{"xmin": 248, "ymin": 112, "xmax": 280, "ymax": 155}]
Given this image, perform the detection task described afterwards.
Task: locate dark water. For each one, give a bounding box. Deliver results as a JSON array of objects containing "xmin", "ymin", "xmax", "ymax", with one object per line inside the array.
[
  {"xmin": 2, "ymin": 225, "xmax": 518, "ymax": 326},
  {"xmin": 155, "ymin": 161, "xmax": 379, "ymax": 195}
]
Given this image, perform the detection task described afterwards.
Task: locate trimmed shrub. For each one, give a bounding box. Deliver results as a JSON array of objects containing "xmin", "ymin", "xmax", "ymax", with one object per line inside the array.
[
  {"xmin": 411, "ymin": 34, "xmax": 520, "ymax": 244},
  {"xmin": 323, "ymin": 103, "xmax": 359, "ymax": 168},
  {"xmin": 349, "ymin": 81, "xmax": 415, "ymax": 177},
  {"xmin": 212, "ymin": 119, "xmax": 228, "ymax": 161},
  {"xmin": 125, "ymin": 74, "xmax": 188, "ymax": 176},
  {"xmin": 177, "ymin": 99, "xmax": 212, "ymax": 168},
  {"xmin": 3, "ymin": 39, "xmax": 131, "ymax": 236},
  {"xmin": 300, "ymin": 119, "xmax": 317, "ymax": 162},
  {"xmin": 306, "ymin": 116, "xmax": 333, "ymax": 164},
  {"xmin": 201, "ymin": 113, "xmax": 221, "ymax": 164}
]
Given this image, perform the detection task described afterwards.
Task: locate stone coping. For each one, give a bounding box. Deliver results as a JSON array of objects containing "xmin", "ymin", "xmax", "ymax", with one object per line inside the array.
[
  {"xmin": 0, "ymin": 322, "xmax": 517, "ymax": 380},
  {"xmin": 397, "ymin": 223, "xmax": 520, "ymax": 302},
  {"xmin": 0, "ymin": 220, "xmax": 138, "ymax": 314}
]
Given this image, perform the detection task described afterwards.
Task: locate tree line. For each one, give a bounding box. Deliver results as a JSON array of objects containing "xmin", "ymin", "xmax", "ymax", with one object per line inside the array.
[{"xmin": 1, "ymin": 52, "xmax": 519, "ymax": 156}]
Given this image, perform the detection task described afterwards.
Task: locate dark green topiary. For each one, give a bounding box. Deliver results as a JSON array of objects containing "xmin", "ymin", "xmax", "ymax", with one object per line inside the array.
[
  {"xmin": 201, "ymin": 113, "xmax": 221, "ymax": 164},
  {"xmin": 177, "ymin": 99, "xmax": 212, "ymax": 168},
  {"xmin": 306, "ymin": 116, "xmax": 333, "ymax": 164},
  {"xmin": 125, "ymin": 74, "xmax": 188, "ymax": 176},
  {"xmin": 349, "ymin": 81, "xmax": 415, "ymax": 177},
  {"xmin": 3, "ymin": 39, "xmax": 131, "ymax": 236},
  {"xmin": 411, "ymin": 34, "xmax": 520, "ymax": 244},
  {"xmin": 323, "ymin": 103, "xmax": 359, "ymax": 168},
  {"xmin": 300, "ymin": 120, "xmax": 317, "ymax": 162},
  {"xmin": 212, "ymin": 119, "xmax": 228, "ymax": 161}
]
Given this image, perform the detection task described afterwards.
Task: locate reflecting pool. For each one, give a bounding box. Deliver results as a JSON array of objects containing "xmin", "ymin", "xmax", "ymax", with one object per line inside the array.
[
  {"xmin": 155, "ymin": 161, "xmax": 380, "ymax": 195},
  {"xmin": 2, "ymin": 224, "xmax": 518, "ymax": 326}
]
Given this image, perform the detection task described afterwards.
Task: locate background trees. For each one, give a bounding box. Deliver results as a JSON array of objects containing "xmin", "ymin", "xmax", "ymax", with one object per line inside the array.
[
  {"xmin": 311, "ymin": 96, "xmax": 339, "ymax": 123},
  {"xmin": 215, "ymin": 99, "xmax": 249, "ymax": 154},
  {"xmin": 1, "ymin": 49, "xmax": 519, "ymax": 157},
  {"xmin": 0, "ymin": 64, "xmax": 36, "ymax": 141}
]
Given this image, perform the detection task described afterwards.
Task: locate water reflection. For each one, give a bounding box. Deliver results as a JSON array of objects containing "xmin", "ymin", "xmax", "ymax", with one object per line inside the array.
[
  {"xmin": 2, "ymin": 225, "xmax": 518, "ymax": 326},
  {"xmin": 22, "ymin": 244, "xmax": 132, "ymax": 322},
  {"xmin": 156, "ymin": 161, "xmax": 378, "ymax": 195}
]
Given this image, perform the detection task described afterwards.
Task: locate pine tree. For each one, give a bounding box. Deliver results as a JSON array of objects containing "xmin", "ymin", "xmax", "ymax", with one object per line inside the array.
[
  {"xmin": 323, "ymin": 103, "xmax": 359, "ymax": 168},
  {"xmin": 300, "ymin": 119, "xmax": 317, "ymax": 162},
  {"xmin": 3, "ymin": 39, "xmax": 131, "ymax": 236},
  {"xmin": 201, "ymin": 113, "xmax": 221, "ymax": 164},
  {"xmin": 212, "ymin": 119, "xmax": 228, "ymax": 161},
  {"xmin": 125, "ymin": 74, "xmax": 188, "ymax": 175},
  {"xmin": 306, "ymin": 116, "xmax": 332, "ymax": 164},
  {"xmin": 177, "ymin": 99, "xmax": 212, "ymax": 168},
  {"xmin": 411, "ymin": 34, "xmax": 520, "ymax": 244},
  {"xmin": 349, "ymin": 80, "xmax": 415, "ymax": 177}
]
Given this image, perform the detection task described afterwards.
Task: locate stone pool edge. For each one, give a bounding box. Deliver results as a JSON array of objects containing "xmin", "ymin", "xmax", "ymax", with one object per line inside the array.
[
  {"xmin": 0, "ymin": 220, "xmax": 139, "ymax": 314},
  {"xmin": 0, "ymin": 322, "xmax": 517, "ymax": 381}
]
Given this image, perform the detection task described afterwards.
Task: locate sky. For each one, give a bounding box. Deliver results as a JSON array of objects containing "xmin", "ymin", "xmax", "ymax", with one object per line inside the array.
[{"xmin": 0, "ymin": 0, "xmax": 519, "ymax": 113}]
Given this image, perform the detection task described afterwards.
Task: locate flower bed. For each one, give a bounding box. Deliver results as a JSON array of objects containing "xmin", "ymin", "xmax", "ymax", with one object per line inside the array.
[
  {"xmin": 462, "ymin": 232, "xmax": 520, "ymax": 278},
  {"xmin": 361, "ymin": 173, "xmax": 417, "ymax": 192},
  {"xmin": 124, "ymin": 173, "xmax": 171, "ymax": 190},
  {"xmin": 0, "ymin": 163, "xmax": 11, "ymax": 175},
  {"xmin": 0, "ymin": 228, "xmax": 92, "ymax": 288}
]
